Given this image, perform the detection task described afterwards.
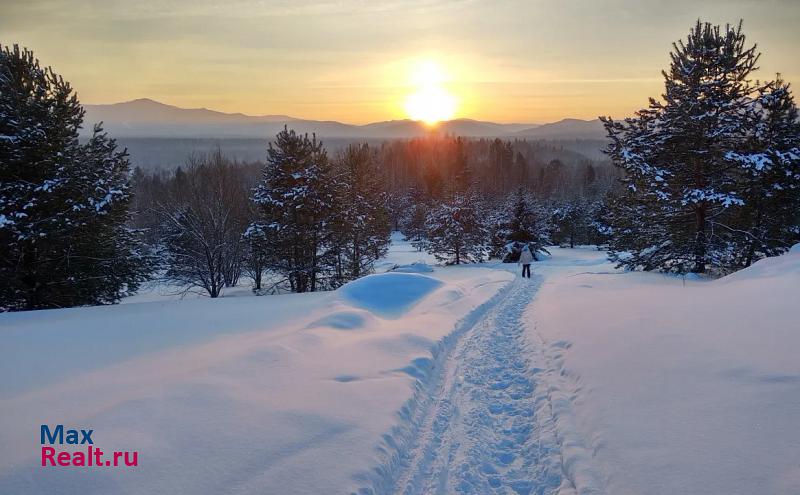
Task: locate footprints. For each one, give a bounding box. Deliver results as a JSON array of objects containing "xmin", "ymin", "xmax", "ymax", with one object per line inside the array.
[
  {"xmin": 373, "ymin": 278, "xmax": 563, "ymax": 495},
  {"xmin": 397, "ymin": 357, "xmax": 434, "ymax": 381}
]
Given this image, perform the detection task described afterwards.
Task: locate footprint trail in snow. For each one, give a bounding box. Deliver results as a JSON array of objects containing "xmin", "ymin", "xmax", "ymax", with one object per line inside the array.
[{"xmin": 365, "ymin": 276, "xmax": 564, "ymax": 495}]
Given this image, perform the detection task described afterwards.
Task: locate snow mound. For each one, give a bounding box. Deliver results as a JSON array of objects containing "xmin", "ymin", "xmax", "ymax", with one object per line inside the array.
[
  {"xmin": 390, "ymin": 262, "xmax": 434, "ymax": 273},
  {"xmin": 718, "ymin": 248, "xmax": 800, "ymax": 283},
  {"xmin": 307, "ymin": 311, "xmax": 372, "ymax": 330},
  {"xmin": 339, "ymin": 272, "xmax": 443, "ymax": 318}
]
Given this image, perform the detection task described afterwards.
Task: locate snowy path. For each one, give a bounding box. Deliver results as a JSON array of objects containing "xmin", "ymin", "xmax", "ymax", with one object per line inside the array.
[{"xmin": 363, "ymin": 275, "xmax": 565, "ymax": 495}]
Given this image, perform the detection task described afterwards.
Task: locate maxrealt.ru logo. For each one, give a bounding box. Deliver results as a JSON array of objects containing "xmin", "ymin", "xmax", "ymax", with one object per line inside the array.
[{"xmin": 40, "ymin": 425, "xmax": 139, "ymax": 467}]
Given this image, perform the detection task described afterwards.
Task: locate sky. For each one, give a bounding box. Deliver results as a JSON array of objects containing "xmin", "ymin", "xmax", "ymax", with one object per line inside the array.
[{"xmin": 3, "ymin": 0, "xmax": 800, "ymax": 124}]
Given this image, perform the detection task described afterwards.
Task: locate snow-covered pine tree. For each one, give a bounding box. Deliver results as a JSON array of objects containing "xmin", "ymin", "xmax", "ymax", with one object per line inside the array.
[
  {"xmin": 424, "ymin": 192, "xmax": 486, "ymax": 265},
  {"xmin": 402, "ymin": 187, "xmax": 429, "ymax": 250},
  {"xmin": 407, "ymin": 203, "xmax": 430, "ymax": 252},
  {"xmin": 0, "ymin": 45, "xmax": 151, "ymax": 310},
  {"xmin": 552, "ymin": 199, "xmax": 588, "ymax": 248},
  {"xmin": 504, "ymin": 189, "xmax": 552, "ymax": 261},
  {"xmin": 485, "ymin": 202, "xmax": 511, "ymax": 260},
  {"xmin": 384, "ymin": 189, "xmax": 409, "ymax": 232},
  {"xmin": 585, "ymin": 198, "xmax": 613, "ymax": 247},
  {"xmin": 328, "ymin": 144, "xmax": 391, "ymax": 285},
  {"xmin": 249, "ymin": 127, "xmax": 334, "ymax": 293},
  {"xmin": 602, "ymin": 21, "xmax": 768, "ymax": 274},
  {"xmin": 242, "ymin": 222, "xmax": 269, "ymax": 293},
  {"xmin": 724, "ymin": 78, "xmax": 800, "ymax": 267}
]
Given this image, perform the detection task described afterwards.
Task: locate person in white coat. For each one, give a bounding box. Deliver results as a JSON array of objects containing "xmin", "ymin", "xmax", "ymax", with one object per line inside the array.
[{"xmin": 518, "ymin": 244, "xmax": 533, "ymax": 278}]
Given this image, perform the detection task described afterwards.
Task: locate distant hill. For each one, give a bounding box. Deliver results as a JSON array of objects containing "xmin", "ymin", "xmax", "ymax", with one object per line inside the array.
[
  {"xmin": 84, "ymin": 98, "xmax": 296, "ymax": 124},
  {"xmin": 514, "ymin": 118, "xmax": 607, "ymax": 140},
  {"xmin": 83, "ymin": 99, "xmax": 352, "ymax": 138},
  {"xmin": 82, "ymin": 99, "xmax": 540, "ymax": 139},
  {"xmin": 83, "ymin": 99, "xmax": 610, "ymax": 141}
]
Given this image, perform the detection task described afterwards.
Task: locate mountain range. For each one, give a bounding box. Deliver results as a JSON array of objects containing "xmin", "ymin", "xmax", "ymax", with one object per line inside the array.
[{"xmin": 82, "ymin": 98, "xmax": 608, "ymax": 140}]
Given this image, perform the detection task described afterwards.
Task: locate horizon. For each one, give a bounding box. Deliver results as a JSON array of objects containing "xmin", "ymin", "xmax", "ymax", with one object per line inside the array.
[
  {"xmin": 88, "ymin": 96, "xmax": 593, "ymax": 126},
  {"xmin": 4, "ymin": 1, "xmax": 800, "ymax": 124}
]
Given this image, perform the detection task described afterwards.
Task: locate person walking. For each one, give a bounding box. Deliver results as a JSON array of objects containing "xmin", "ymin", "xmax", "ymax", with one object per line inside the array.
[{"xmin": 518, "ymin": 244, "xmax": 533, "ymax": 278}]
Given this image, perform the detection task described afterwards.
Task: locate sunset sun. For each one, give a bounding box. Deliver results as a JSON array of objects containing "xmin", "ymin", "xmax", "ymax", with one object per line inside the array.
[{"xmin": 404, "ymin": 60, "xmax": 457, "ymax": 125}]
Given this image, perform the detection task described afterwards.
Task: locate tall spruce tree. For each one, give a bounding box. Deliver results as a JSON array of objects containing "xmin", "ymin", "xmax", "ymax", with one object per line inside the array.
[
  {"xmin": 602, "ymin": 21, "xmax": 798, "ymax": 274},
  {"xmin": 0, "ymin": 45, "xmax": 150, "ymax": 310},
  {"xmin": 249, "ymin": 127, "xmax": 333, "ymax": 293}
]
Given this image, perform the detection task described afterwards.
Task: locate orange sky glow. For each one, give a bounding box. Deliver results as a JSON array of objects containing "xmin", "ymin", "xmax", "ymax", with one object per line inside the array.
[{"xmin": 3, "ymin": 0, "xmax": 799, "ymax": 124}]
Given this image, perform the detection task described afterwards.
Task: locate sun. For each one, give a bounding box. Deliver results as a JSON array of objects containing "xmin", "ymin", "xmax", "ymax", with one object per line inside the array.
[
  {"xmin": 404, "ymin": 60, "xmax": 458, "ymax": 125},
  {"xmin": 405, "ymin": 86, "xmax": 457, "ymax": 125}
]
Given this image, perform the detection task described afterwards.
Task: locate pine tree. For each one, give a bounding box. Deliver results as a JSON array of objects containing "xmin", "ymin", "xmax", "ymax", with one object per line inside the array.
[
  {"xmin": 585, "ymin": 198, "xmax": 613, "ymax": 247},
  {"xmin": 553, "ymin": 199, "xmax": 588, "ymax": 248},
  {"xmin": 486, "ymin": 202, "xmax": 511, "ymax": 260},
  {"xmin": 489, "ymin": 138, "xmax": 514, "ymax": 193},
  {"xmin": 504, "ymin": 189, "xmax": 552, "ymax": 260},
  {"xmin": 402, "ymin": 187, "xmax": 429, "ymax": 250},
  {"xmin": 384, "ymin": 190, "xmax": 409, "ymax": 232},
  {"xmin": 328, "ymin": 144, "xmax": 391, "ymax": 285},
  {"xmin": 514, "ymin": 151, "xmax": 529, "ymax": 187},
  {"xmin": 243, "ymin": 223, "xmax": 269, "ymax": 293},
  {"xmin": 450, "ymin": 137, "xmax": 472, "ymax": 194},
  {"xmin": 601, "ymin": 21, "xmax": 798, "ymax": 274},
  {"xmin": 424, "ymin": 193, "xmax": 486, "ymax": 265},
  {"xmin": 0, "ymin": 45, "xmax": 151, "ymax": 310},
  {"xmin": 249, "ymin": 127, "xmax": 334, "ymax": 293},
  {"xmin": 724, "ymin": 78, "xmax": 800, "ymax": 267}
]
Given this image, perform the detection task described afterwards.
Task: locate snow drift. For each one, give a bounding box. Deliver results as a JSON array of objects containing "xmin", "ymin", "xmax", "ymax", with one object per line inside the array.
[{"xmin": 340, "ymin": 272, "xmax": 443, "ymax": 318}]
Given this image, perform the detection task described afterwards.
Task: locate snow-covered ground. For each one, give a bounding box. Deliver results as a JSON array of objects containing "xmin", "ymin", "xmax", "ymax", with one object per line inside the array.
[
  {"xmin": 0, "ymin": 235, "xmax": 510, "ymax": 494},
  {"xmin": 1, "ymin": 235, "xmax": 798, "ymax": 494},
  {"xmin": 122, "ymin": 231, "xmax": 436, "ymax": 304},
  {"xmin": 528, "ymin": 246, "xmax": 800, "ymax": 495}
]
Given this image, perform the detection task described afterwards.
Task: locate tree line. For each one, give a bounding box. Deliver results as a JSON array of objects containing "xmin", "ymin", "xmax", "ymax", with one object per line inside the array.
[
  {"xmin": 132, "ymin": 133, "xmax": 391, "ymax": 297},
  {"xmin": 2, "ymin": 20, "xmax": 798, "ymax": 311},
  {"xmin": 130, "ymin": 131, "xmax": 613, "ymax": 279}
]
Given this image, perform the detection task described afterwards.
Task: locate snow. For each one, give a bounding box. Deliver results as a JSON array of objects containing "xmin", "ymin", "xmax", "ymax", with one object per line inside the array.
[
  {"xmin": 725, "ymin": 150, "xmax": 773, "ymax": 171},
  {"xmin": 1, "ymin": 237, "xmax": 797, "ymax": 494},
  {"xmin": 363, "ymin": 275, "xmax": 570, "ymax": 494},
  {"xmin": 389, "ymin": 262, "xmax": 435, "ymax": 273},
  {"xmin": 123, "ymin": 231, "xmax": 436, "ymax": 303},
  {"xmin": 339, "ymin": 272, "xmax": 443, "ymax": 318},
  {"xmin": 0, "ymin": 235, "xmax": 511, "ymax": 494},
  {"xmin": 528, "ymin": 246, "xmax": 800, "ymax": 495},
  {"xmin": 374, "ymin": 231, "xmax": 437, "ymax": 271}
]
